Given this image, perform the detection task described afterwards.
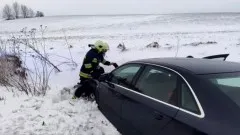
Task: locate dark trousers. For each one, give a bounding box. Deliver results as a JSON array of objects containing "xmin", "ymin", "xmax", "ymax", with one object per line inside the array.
[
  {"xmin": 74, "ymin": 67, "xmax": 104, "ymax": 98},
  {"xmin": 74, "ymin": 78, "xmax": 91, "ymax": 98}
]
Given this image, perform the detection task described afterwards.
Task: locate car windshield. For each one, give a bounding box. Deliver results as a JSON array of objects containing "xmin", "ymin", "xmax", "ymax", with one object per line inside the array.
[{"xmin": 200, "ymin": 72, "xmax": 240, "ymax": 107}]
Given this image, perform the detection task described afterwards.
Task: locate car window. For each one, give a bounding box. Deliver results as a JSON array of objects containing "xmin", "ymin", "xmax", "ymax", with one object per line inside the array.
[
  {"xmin": 110, "ymin": 64, "xmax": 142, "ymax": 89},
  {"xmin": 213, "ymin": 77, "xmax": 240, "ymax": 87},
  {"xmin": 135, "ymin": 66, "xmax": 178, "ymax": 106},
  {"xmin": 201, "ymin": 72, "xmax": 240, "ymax": 107},
  {"xmin": 180, "ymin": 82, "xmax": 200, "ymax": 114}
]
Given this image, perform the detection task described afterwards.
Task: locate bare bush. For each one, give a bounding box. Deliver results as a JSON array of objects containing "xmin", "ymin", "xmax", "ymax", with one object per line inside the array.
[
  {"xmin": 0, "ymin": 55, "xmax": 28, "ymax": 94},
  {"xmin": 19, "ymin": 26, "xmax": 61, "ymax": 95},
  {"xmin": 117, "ymin": 43, "xmax": 127, "ymax": 52},
  {"xmin": 146, "ymin": 42, "xmax": 160, "ymax": 48},
  {"xmin": 0, "ymin": 26, "xmax": 77, "ymax": 96},
  {"xmin": 182, "ymin": 41, "xmax": 217, "ymax": 47},
  {"xmin": 2, "ymin": 4, "xmax": 14, "ymax": 20},
  {"xmin": 0, "ymin": 27, "xmax": 52, "ymax": 95},
  {"xmin": 0, "ymin": 96, "xmax": 6, "ymax": 104},
  {"xmin": 13, "ymin": 2, "xmax": 20, "ymax": 19},
  {"xmin": 62, "ymin": 29, "xmax": 78, "ymax": 68},
  {"xmin": 0, "ymin": 96, "xmax": 5, "ymax": 101}
]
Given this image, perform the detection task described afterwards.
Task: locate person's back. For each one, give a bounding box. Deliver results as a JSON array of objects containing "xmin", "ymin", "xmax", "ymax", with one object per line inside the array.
[
  {"xmin": 72, "ymin": 40, "xmax": 118, "ymax": 100},
  {"xmin": 79, "ymin": 41, "xmax": 112, "ymax": 80},
  {"xmin": 79, "ymin": 48, "xmax": 103, "ymax": 79}
]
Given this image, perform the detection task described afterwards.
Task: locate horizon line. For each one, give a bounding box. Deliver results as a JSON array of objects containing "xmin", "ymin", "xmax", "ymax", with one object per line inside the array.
[{"xmin": 45, "ymin": 11, "xmax": 240, "ymax": 17}]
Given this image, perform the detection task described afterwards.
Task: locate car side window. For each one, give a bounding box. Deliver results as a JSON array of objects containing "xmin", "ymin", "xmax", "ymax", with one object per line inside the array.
[
  {"xmin": 110, "ymin": 64, "xmax": 142, "ymax": 89},
  {"xmin": 135, "ymin": 66, "xmax": 178, "ymax": 106},
  {"xmin": 180, "ymin": 81, "xmax": 200, "ymax": 114}
]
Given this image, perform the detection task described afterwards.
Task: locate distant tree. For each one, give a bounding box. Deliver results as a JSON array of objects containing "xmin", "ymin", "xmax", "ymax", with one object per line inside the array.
[
  {"xmin": 39, "ymin": 11, "xmax": 44, "ymax": 17},
  {"xmin": 3, "ymin": 3, "xmax": 44, "ymax": 20},
  {"xmin": 21, "ymin": 5, "xmax": 28, "ymax": 18},
  {"xmin": 36, "ymin": 11, "xmax": 44, "ymax": 17},
  {"xmin": 12, "ymin": 2, "xmax": 20, "ymax": 19},
  {"xmin": 2, "ymin": 4, "xmax": 14, "ymax": 20},
  {"xmin": 28, "ymin": 8, "xmax": 35, "ymax": 18}
]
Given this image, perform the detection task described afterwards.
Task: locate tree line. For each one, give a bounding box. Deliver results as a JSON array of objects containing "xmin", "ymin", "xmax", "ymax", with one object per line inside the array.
[{"xmin": 2, "ymin": 2, "xmax": 44, "ymax": 20}]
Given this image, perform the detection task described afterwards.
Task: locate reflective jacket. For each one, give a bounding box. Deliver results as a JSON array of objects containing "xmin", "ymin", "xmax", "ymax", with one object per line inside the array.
[{"xmin": 79, "ymin": 49, "xmax": 111, "ymax": 79}]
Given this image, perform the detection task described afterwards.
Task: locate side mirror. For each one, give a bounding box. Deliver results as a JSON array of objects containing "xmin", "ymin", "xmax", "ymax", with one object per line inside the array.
[
  {"xmin": 99, "ymin": 73, "xmax": 115, "ymax": 88},
  {"xmin": 99, "ymin": 73, "xmax": 110, "ymax": 82}
]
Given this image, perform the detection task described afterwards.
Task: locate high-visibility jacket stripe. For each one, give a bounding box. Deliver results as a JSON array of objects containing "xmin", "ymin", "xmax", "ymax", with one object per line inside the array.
[
  {"xmin": 79, "ymin": 72, "xmax": 92, "ymax": 78},
  {"xmin": 84, "ymin": 63, "xmax": 92, "ymax": 69}
]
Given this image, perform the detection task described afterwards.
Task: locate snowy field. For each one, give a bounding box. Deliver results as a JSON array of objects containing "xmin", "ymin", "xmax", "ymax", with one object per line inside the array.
[{"xmin": 0, "ymin": 13, "xmax": 240, "ymax": 134}]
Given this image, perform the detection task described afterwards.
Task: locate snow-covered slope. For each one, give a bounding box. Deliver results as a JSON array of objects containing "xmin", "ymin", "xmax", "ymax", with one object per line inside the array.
[{"xmin": 0, "ymin": 13, "xmax": 240, "ymax": 135}]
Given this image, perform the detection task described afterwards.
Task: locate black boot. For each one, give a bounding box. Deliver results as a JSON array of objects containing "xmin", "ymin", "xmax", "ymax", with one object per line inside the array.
[{"xmin": 73, "ymin": 82, "xmax": 81, "ymax": 89}]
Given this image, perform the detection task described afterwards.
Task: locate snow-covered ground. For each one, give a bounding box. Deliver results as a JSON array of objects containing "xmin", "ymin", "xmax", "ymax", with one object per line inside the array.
[
  {"xmin": 0, "ymin": 88, "xmax": 119, "ymax": 135},
  {"xmin": 0, "ymin": 13, "xmax": 240, "ymax": 135}
]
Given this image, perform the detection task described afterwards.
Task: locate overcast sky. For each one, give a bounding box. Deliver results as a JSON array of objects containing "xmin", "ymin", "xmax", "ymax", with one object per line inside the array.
[{"xmin": 1, "ymin": 0, "xmax": 240, "ymax": 16}]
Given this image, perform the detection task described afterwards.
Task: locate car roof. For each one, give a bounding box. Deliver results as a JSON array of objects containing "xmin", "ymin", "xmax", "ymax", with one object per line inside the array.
[{"xmin": 130, "ymin": 57, "xmax": 240, "ymax": 74}]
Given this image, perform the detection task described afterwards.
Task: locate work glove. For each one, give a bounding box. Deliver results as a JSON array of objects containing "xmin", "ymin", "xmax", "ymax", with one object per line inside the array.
[{"xmin": 111, "ymin": 63, "xmax": 119, "ymax": 68}]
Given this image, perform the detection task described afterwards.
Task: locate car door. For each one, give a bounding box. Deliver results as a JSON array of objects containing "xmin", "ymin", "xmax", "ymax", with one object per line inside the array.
[
  {"xmin": 120, "ymin": 65, "xmax": 180, "ymax": 135},
  {"xmin": 97, "ymin": 63, "xmax": 143, "ymax": 131},
  {"xmin": 160, "ymin": 77, "xmax": 205, "ymax": 135}
]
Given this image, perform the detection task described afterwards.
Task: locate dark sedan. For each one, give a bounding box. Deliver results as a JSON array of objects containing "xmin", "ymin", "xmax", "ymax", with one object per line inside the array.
[{"xmin": 94, "ymin": 56, "xmax": 240, "ymax": 135}]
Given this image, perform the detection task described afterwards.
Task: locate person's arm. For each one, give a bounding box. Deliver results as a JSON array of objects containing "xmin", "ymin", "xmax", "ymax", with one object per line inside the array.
[
  {"xmin": 101, "ymin": 59, "xmax": 111, "ymax": 66},
  {"xmin": 100, "ymin": 55, "xmax": 118, "ymax": 68},
  {"xmin": 102, "ymin": 59, "xmax": 118, "ymax": 68}
]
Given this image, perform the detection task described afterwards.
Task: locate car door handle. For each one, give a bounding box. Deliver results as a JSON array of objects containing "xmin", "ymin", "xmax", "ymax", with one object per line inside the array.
[
  {"xmin": 114, "ymin": 92, "xmax": 122, "ymax": 97},
  {"xmin": 106, "ymin": 81, "xmax": 115, "ymax": 88},
  {"xmin": 154, "ymin": 111, "xmax": 164, "ymax": 120}
]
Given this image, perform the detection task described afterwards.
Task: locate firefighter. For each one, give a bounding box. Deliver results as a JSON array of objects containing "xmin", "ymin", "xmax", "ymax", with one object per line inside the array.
[{"xmin": 72, "ymin": 40, "xmax": 118, "ymax": 99}]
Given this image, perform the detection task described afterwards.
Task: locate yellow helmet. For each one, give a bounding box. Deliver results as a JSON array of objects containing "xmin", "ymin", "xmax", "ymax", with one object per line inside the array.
[{"xmin": 94, "ymin": 40, "xmax": 109, "ymax": 53}]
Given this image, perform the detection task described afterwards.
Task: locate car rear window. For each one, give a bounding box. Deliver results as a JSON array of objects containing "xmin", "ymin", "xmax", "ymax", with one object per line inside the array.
[{"xmin": 200, "ymin": 72, "xmax": 240, "ymax": 107}]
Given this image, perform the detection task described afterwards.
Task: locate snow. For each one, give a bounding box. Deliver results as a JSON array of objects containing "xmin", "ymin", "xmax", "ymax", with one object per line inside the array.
[
  {"xmin": 0, "ymin": 13, "xmax": 240, "ymax": 134},
  {"xmin": 0, "ymin": 88, "xmax": 120, "ymax": 135}
]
